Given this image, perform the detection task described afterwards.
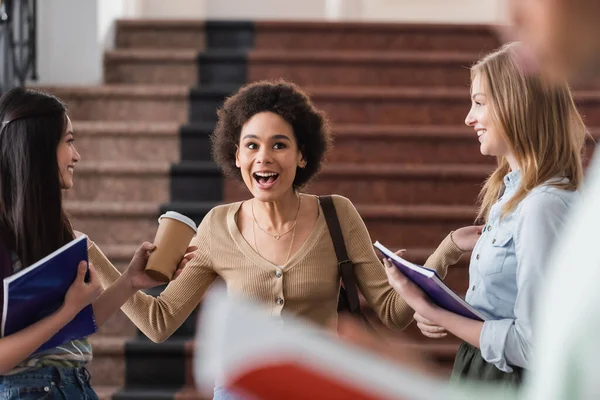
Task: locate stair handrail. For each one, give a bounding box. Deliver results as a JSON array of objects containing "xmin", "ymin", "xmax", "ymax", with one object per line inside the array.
[{"xmin": 0, "ymin": 0, "xmax": 37, "ymax": 96}]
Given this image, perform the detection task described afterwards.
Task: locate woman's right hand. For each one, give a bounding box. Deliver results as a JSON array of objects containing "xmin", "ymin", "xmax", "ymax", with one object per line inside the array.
[
  {"xmin": 450, "ymin": 225, "xmax": 484, "ymax": 252},
  {"xmin": 62, "ymin": 262, "xmax": 102, "ymax": 318}
]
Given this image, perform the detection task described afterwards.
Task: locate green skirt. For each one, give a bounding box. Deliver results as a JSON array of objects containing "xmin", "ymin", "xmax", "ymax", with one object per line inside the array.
[{"xmin": 451, "ymin": 342, "xmax": 524, "ymax": 387}]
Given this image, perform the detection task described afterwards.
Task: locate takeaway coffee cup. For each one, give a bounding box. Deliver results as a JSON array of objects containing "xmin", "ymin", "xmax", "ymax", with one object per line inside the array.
[{"xmin": 145, "ymin": 211, "xmax": 197, "ymax": 282}]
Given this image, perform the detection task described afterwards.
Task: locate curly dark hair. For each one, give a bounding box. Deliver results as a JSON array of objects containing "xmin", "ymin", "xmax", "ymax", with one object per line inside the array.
[{"xmin": 211, "ymin": 80, "xmax": 332, "ymax": 189}]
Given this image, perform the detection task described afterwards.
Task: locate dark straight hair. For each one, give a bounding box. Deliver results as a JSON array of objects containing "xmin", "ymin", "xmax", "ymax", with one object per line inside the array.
[{"xmin": 0, "ymin": 87, "xmax": 73, "ymax": 268}]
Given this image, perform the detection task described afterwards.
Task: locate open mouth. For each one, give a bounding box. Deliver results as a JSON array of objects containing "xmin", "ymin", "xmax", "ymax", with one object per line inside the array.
[
  {"xmin": 253, "ymin": 172, "xmax": 279, "ymax": 189},
  {"xmin": 67, "ymin": 166, "xmax": 74, "ymax": 174},
  {"xmin": 477, "ymin": 129, "xmax": 487, "ymax": 142}
]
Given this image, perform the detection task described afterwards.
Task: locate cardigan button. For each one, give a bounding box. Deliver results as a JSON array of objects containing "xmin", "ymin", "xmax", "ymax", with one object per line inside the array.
[
  {"xmin": 275, "ymin": 270, "xmax": 282, "ymax": 278},
  {"xmin": 276, "ymin": 297, "xmax": 284, "ymax": 306}
]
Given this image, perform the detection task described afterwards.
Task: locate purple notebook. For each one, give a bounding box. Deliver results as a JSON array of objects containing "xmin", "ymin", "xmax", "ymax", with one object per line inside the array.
[
  {"xmin": 374, "ymin": 241, "xmax": 486, "ymax": 321},
  {"xmin": 1, "ymin": 235, "xmax": 98, "ymax": 354}
]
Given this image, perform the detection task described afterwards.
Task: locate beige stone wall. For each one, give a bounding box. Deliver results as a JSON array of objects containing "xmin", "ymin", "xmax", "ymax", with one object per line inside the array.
[
  {"xmin": 359, "ymin": 0, "xmax": 508, "ymax": 24},
  {"xmin": 132, "ymin": 0, "xmax": 508, "ymax": 24}
]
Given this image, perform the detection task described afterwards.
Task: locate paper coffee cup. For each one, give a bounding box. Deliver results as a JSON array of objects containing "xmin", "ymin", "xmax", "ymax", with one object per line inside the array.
[{"xmin": 145, "ymin": 211, "xmax": 197, "ymax": 282}]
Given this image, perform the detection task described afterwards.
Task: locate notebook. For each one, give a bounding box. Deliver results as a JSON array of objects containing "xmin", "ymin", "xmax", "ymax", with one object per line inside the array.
[
  {"xmin": 373, "ymin": 241, "xmax": 486, "ymax": 321},
  {"xmin": 1, "ymin": 235, "xmax": 98, "ymax": 353},
  {"xmin": 194, "ymin": 287, "xmax": 457, "ymax": 400}
]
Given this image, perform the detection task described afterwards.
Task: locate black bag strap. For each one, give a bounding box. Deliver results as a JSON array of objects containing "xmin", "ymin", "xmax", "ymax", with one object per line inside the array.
[{"xmin": 319, "ymin": 195, "xmax": 362, "ymax": 317}]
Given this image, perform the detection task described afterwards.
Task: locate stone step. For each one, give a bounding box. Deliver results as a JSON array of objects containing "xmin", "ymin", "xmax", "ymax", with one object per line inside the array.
[
  {"xmin": 95, "ymin": 386, "xmax": 121, "ymax": 400},
  {"xmin": 67, "ymin": 201, "xmax": 219, "ymax": 246},
  {"xmin": 67, "ymin": 161, "xmax": 223, "ymax": 203},
  {"xmin": 196, "ymin": 49, "xmax": 476, "ymax": 87},
  {"xmin": 101, "ymin": 48, "xmax": 482, "ymax": 88},
  {"xmin": 174, "ymin": 387, "xmax": 213, "ymax": 400},
  {"xmin": 312, "ymin": 87, "xmax": 600, "ymax": 125},
  {"xmin": 170, "ymin": 162, "xmax": 223, "ymax": 203},
  {"xmin": 331, "ymin": 124, "xmax": 487, "ymax": 164},
  {"xmin": 65, "ymin": 162, "xmax": 171, "ymax": 203},
  {"xmin": 66, "ymin": 201, "xmax": 162, "ymax": 245},
  {"xmin": 114, "ymin": 20, "xmax": 499, "ymax": 53},
  {"xmin": 225, "ymin": 163, "xmax": 492, "ymax": 206},
  {"xmin": 250, "ymin": 50, "xmax": 475, "ymax": 87},
  {"xmin": 190, "ymin": 85, "xmax": 600, "ymax": 125},
  {"xmin": 88, "ymin": 336, "xmax": 126, "ymax": 387},
  {"xmin": 203, "ymin": 49, "xmax": 600, "ymax": 90},
  {"xmin": 331, "ymin": 124, "xmax": 599, "ymax": 164},
  {"xmin": 104, "ymin": 49, "xmax": 198, "ymax": 85},
  {"xmin": 74, "ymin": 121, "xmax": 180, "ymax": 163},
  {"xmin": 180, "ymin": 122, "xmax": 217, "ymax": 162},
  {"xmin": 253, "ymin": 21, "xmax": 499, "ymax": 52},
  {"xmin": 358, "ymin": 203, "xmax": 476, "ymax": 248},
  {"xmin": 115, "ymin": 19, "xmax": 205, "ymax": 50},
  {"xmin": 309, "ymin": 87, "xmax": 600, "ymax": 125},
  {"xmin": 190, "ymin": 84, "xmax": 472, "ymax": 125},
  {"xmin": 35, "ymin": 85, "xmax": 189, "ymax": 123}
]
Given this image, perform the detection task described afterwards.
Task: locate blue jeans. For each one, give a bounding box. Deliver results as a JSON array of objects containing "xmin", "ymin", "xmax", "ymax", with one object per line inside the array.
[
  {"xmin": 214, "ymin": 386, "xmax": 248, "ymax": 400},
  {"xmin": 0, "ymin": 366, "xmax": 98, "ymax": 399}
]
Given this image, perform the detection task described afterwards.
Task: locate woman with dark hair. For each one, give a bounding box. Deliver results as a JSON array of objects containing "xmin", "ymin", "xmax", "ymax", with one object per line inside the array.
[
  {"xmin": 87, "ymin": 80, "xmax": 458, "ymax": 400},
  {"xmin": 0, "ymin": 87, "xmax": 173, "ymax": 399}
]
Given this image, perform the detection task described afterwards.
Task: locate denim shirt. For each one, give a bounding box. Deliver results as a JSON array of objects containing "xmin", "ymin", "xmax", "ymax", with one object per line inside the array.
[{"xmin": 466, "ymin": 170, "xmax": 579, "ymax": 373}]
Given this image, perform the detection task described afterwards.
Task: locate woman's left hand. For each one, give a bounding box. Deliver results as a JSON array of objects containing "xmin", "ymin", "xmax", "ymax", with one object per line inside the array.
[
  {"xmin": 383, "ymin": 258, "xmax": 438, "ymax": 321},
  {"xmin": 414, "ymin": 312, "xmax": 447, "ymax": 338}
]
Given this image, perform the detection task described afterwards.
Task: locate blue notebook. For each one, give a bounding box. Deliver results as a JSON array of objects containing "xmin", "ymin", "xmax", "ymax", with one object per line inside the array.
[
  {"xmin": 374, "ymin": 241, "xmax": 487, "ymax": 321},
  {"xmin": 1, "ymin": 235, "xmax": 98, "ymax": 354}
]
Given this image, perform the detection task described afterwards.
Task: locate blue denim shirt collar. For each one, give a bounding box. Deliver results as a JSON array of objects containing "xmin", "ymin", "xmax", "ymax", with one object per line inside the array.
[{"xmin": 503, "ymin": 169, "xmax": 522, "ymax": 195}]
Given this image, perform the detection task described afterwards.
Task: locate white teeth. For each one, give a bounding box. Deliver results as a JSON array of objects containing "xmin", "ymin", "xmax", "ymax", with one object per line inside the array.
[
  {"xmin": 255, "ymin": 172, "xmax": 277, "ymax": 177},
  {"xmin": 477, "ymin": 129, "xmax": 487, "ymax": 137},
  {"xmin": 67, "ymin": 167, "xmax": 74, "ymax": 173}
]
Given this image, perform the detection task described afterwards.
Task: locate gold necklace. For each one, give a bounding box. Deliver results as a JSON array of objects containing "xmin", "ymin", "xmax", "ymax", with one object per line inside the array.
[
  {"xmin": 253, "ymin": 218, "xmax": 298, "ymax": 265},
  {"xmin": 251, "ymin": 194, "xmax": 301, "ymax": 240},
  {"xmin": 252, "ymin": 194, "xmax": 301, "ymax": 265}
]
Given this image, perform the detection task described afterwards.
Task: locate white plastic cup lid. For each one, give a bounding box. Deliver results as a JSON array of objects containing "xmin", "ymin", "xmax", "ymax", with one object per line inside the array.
[{"xmin": 158, "ymin": 211, "xmax": 197, "ymax": 232}]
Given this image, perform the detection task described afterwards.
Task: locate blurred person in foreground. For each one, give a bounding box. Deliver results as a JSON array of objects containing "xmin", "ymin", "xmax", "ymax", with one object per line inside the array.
[{"xmin": 341, "ymin": 1, "xmax": 600, "ymax": 399}]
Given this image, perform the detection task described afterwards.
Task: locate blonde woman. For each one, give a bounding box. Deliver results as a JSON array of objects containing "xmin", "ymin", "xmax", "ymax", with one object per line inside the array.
[{"xmin": 383, "ymin": 42, "xmax": 587, "ymax": 386}]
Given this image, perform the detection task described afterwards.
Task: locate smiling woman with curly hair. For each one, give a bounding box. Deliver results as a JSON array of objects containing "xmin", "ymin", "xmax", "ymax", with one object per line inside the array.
[{"xmin": 88, "ymin": 80, "xmax": 453, "ymax": 399}]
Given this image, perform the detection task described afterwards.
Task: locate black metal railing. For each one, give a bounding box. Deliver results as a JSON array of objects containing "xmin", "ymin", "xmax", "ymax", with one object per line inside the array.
[{"xmin": 0, "ymin": 0, "xmax": 37, "ymax": 95}]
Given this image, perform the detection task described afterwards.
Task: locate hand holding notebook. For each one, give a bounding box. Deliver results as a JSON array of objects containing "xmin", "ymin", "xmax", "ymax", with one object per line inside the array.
[
  {"xmin": 374, "ymin": 241, "xmax": 486, "ymax": 321},
  {"xmin": 1, "ymin": 235, "xmax": 99, "ymax": 354},
  {"xmin": 61, "ymin": 259, "xmax": 102, "ymax": 319}
]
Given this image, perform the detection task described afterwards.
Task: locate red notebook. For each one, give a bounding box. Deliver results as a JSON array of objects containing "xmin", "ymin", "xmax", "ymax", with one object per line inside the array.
[{"xmin": 194, "ymin": 287, "xmax": 453, "ymax": 400}]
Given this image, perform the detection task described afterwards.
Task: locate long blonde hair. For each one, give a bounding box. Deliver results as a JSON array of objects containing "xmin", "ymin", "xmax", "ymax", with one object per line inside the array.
[{"xmin": 474, "ymin": 42, "xmax": 587, "ymax": 223}]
